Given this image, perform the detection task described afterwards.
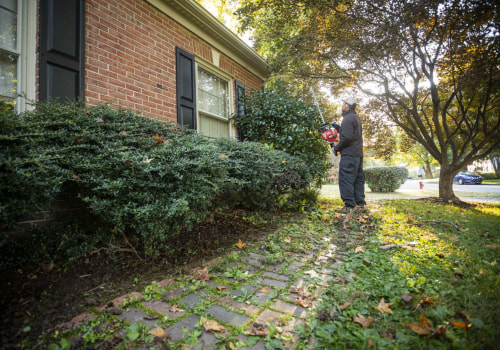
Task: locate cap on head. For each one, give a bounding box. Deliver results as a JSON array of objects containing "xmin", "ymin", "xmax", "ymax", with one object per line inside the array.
[{"xmin": 343, "ymin": 96, "xmax": 357, "ymax": 106}]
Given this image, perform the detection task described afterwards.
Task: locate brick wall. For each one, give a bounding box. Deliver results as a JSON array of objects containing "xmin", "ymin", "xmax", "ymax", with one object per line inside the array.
[{"xmin": 85, "ymin": 0, "xmax": 264, "ymax": 122}]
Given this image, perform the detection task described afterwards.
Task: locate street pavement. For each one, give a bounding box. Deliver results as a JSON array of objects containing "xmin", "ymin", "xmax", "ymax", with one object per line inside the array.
[{"xmin": 401, "ymin": 179, "xmax": 500, "ymax": 194}]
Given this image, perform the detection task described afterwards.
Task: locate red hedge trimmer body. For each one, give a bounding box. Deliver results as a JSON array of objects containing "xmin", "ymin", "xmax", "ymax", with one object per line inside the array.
[{"xmin": 319, "ymin": 122, "xmax": 340, "ymax": 151}]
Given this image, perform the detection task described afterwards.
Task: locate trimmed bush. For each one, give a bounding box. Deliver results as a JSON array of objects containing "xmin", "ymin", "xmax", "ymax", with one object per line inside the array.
[
  {"xmin": 1, "ymin": 102, "xmax": 316, "ymax": 265},
  {"xmin": 214, "ymin": 138, "xmax": 311, "ymax": 210},
  {"xmin": 364, "ymin": 166, "xmax": 408, "ymax": 192},
  {"xmin": 478, "ymin": 172, "xmax": 497, "ymax": 180}
]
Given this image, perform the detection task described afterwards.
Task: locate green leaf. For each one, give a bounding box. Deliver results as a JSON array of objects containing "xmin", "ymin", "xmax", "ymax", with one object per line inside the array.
[{"xmin": 127, "ymin": 330, "xmax": 140, "ymax": 341}]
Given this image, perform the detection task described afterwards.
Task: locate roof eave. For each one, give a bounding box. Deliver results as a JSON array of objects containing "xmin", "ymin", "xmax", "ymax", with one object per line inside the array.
[{"xmin": 146, "ymin": 0, "xmax": 269, "ymax": 80}]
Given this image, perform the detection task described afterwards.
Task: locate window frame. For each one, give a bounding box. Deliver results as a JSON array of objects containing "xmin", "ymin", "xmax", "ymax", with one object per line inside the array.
[
  {"xmin": 194, "ymin": 59, "xmax": 234, "ymax": 139},
  {"xmin": 0, "ymin": 0, "xmax": 36, "ymax": 112}
]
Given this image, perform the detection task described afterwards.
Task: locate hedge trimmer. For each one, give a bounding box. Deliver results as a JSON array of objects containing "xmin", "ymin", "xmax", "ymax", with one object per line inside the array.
[{"xmin": 318, "ymin": 121, "xmax": 340, "ymax": 153}]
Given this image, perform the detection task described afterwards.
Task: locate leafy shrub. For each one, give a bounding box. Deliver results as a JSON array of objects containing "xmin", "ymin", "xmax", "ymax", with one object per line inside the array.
[
  {"xmin": 0, "ymin": 216, "xmax": 109, "ymax": 270},
  {"xmin": 214, "ymin": 138, "xmax": 312, "ymax": 209},
  {"xmin": 0, "ymin": 103, "xmax": 67, "ymax": 228},
  {"xmin": 478, "ymin": 172, "xmax": 497, "ymax": 180},
  {"xmin": 1, "ymin": 102, "xmax": 316, "ymax": 263},
  {"xmin": 364, "ymin": 166, "xmax": 408, "ymax": 192},
  {"xmin": 232, "ymin": 80, "xmax": 330, "ymax": 185}
]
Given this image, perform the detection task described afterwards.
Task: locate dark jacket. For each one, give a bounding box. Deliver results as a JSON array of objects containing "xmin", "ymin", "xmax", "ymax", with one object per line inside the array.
[{"xmin": 334, "ymin": 109, "xmax": 363, "ymax": 157}]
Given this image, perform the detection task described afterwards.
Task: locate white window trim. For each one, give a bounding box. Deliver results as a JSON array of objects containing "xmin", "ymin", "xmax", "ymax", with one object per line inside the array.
[
  {"xmin": 18, "ymin": 0, "xmax": 36, "ymax": 112},
  {"xmin": 194, "ymin": 58, "xmax": 235, "ymax": 138},
  {"xmin": 1, "ymin": 0, "xmax": 36, "ymax": 112}
]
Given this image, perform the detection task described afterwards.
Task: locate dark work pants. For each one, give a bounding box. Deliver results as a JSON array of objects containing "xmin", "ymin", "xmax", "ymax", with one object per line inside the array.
[{"xmin": 339, "ymin": 155, "xmax": 366, "ymax": 207}]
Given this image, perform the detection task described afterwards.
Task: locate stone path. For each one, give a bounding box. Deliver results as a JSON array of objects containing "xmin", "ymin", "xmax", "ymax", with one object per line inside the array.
[{"xmin": 53, "ymin": 225, "xmax": 347, "ymax": 349}]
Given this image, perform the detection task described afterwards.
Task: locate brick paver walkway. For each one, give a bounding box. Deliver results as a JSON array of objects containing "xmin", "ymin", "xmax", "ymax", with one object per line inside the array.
[{"xmin": 52, "ymin": 224, "xmax": 344, "ymax": 349}]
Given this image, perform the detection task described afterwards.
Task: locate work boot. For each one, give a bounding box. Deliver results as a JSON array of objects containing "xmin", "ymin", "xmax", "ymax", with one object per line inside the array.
[
  {"xmin": 336, "ymin": 205, "xmax": 354, "ymax": 214},
  {"xmin": 355, "ymin": 204, "xmax": 368, "ymax": 212}
]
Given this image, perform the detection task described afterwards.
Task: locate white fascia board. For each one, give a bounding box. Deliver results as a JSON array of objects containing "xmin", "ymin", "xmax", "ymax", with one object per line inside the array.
[{"xmin": 146, "ymin": 0, "xmax": 269, "ymax": 80}]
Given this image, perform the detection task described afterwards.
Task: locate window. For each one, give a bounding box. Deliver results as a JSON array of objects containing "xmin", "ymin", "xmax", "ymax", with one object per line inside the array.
[
  {"xmin": 0, "ymin": 0, "xmax": 18, "ymax": 108},
  {"xmin": 197, "ymin": 66, "xmax": 230, "ymax": 139},
  {"xmin": 0, "ymin": 0, "xmax": 35, "ymax": 112},
  {"xmin": 175, "ymin": 47, "xmax": 245, "ymax": 139}
]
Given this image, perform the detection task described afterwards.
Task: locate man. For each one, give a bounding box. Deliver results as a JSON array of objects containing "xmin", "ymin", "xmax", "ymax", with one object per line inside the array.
[{"xmin": 333, "ymin": 97, "xmax": 366, "ymax": 213}]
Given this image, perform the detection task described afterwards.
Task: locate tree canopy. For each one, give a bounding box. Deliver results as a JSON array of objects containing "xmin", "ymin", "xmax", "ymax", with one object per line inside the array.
[{"xmin": 237, "ymin": 0, "xmax": 500, "ymax": 201}]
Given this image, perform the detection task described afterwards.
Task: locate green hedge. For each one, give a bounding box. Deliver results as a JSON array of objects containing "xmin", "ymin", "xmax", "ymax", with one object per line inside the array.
[
  {"xmin": 478, "ymin": 172, "xmax": 497, "ymax": 180},
  {"xmin": 0, "ymin": 102, "xmax": 313, "ymax": 265},
  {"xmin": 364, "ymin": 166, "xmax": 408, "ymax": 192}
]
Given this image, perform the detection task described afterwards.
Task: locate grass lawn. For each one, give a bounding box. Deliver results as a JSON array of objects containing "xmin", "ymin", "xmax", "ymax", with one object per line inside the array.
[
  {"xmin": 320, "ymin": 184, "xmax": 500, "ymax": 204},
  {"xmin": 483, "ymin": 179, "xmax": 500, "ymax": 185},
  {"xmin": 300, "ymin": 198, "xmax": 500, "ymax": 349}
]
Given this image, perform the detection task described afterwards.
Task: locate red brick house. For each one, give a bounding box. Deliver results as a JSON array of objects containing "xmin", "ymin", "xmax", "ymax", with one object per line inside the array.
[{"xmin": 1, "ymin": 0, "xmax": 268, "ymax": 139}]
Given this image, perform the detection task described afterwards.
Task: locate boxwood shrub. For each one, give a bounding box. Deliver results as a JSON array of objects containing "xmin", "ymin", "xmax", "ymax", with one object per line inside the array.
[
  {"xmin": 364, "ymin": 166, "xmax": 408, "ymax": 192},
  {"xmin": 0, "ymin": 102, "xmax": 314, "ymax": 264}
]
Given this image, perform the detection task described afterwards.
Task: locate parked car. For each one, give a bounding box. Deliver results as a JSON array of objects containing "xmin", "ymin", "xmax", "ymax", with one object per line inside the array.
[{"xmin": 453, "ymin": 170, "xmax": 482, "ymax": 185}]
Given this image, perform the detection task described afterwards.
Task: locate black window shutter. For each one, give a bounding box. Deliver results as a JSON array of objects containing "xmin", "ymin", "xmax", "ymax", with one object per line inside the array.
[
  {"xmin": 234, "ymin": 81, "xmax": 246, "ymax": 140},
  {"xmin": 235, "ymin": 81, "xmax": 246, "ymax": 117},
  {"xmin": 176, "ymin": 47, "xmax": 196, "ymax": 129},
  {"xmin": 39, "ymin": 0, "xmax": 85, "ymax": 102}
]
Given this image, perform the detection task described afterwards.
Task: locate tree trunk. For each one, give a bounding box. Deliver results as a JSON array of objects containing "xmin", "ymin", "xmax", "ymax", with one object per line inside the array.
[
  {"xmin": 490, "ymin": 154, "xmax": 500, "ymax": 178},
  {"xmin": 439, "ymin": 169, "xmax": 458, "ymax": 201},
  {"xmin": 424, "ymin": 161, "xmax": 433, "ymax": 179}
]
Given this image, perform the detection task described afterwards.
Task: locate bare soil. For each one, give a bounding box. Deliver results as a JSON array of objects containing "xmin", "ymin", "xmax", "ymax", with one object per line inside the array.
[{"xmin": 0, "ymin": 210, "xmax": 275, "ymax": 349}]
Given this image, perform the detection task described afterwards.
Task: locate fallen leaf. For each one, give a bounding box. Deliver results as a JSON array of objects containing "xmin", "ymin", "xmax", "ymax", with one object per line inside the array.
[
  {"xmin": 259, "ymin": 287, "xmax": 273, "ymax": 294},
  {"xmin": 406, "ymin": 313, "xmax": 433, "ymax": 335},
  {"xmin": 216, "ymin": 286, "xmax": 229, "ymax": 291},
  {"xmin": 143, "ymin": 157, "xmax": 154, "ymax": 164},
  {"xmin": 353, "ymin": 314, "xmax": 374, "ymax": 329},
  {"xmin": 431, "ymin": 326, "xmax": 447, "ymax": 337},
  {"xmin": 153, "ymin": 134, "xmax": 164, "ymax": 145},
  {"xmin": 96, "ymin": 117, "xmax": 104, "ymax": 123},
  {"xmin": 304, "ymin": 269, "xmax": 319, "ymax": 278},
  {"xmin": 194, "ymin": 267, "xmax": 210, "ymax": 281},
  {"xmin": 235, "ymin": 239, "xmax": 246, "ymax": 249},
  {"xmin": 246, "ymin": 322, "xmax": 268, "ymax": 336},
  {"xmin": 203, "ymin": 319, "xmax": 227, "ymax": 333},
  {"xmin": 450, "ymin": 312, "xmax": 471, "ymax": 330},
  {"xmin": 400, "ymin": 293, "xmax": 413, "ymax": 303},
  {"xmin": 375, "ymin": 298, "xmax": 394, "ymax": 314},
  {"xmin": 416, "ymin": 298, "xmax": 434, "ymax": 310},
  {"xmin": 296, "ymin": 297, "xmax": 312, "ymax": 308},
  {"xmin": 486, "ymin": 243, "xmax": 500, "ymax": 248},
  {"xmin": 144, "ymin": 315, "xmax": 159, "ymax": 320},
  {"xmin": 150, "ymin": 327, "xmax": 169, "ymax": 339},
  {"xmin": 354, "ymin": 246, "xmax": 364, "ymax": 254},
  {"xmin": 450, "ymin": 320, "xmax": 469, "ymax": 330},
  {"xmin": 169, "ymin": 305, "xmax": 185, "ymax": 313},
  {"xmin": 339, "ymin": 302, "xmax": 351, "ymax": 310},
  {"xmin": 124, "ymin": 160, "xmax": 133, "ymax": 166},
  {"xmin": 368, "ymin": 338, "xmax": 375, "ymax": 348},
  {"xmin": 284, "ymin": 236, "xmax": 291, "ymax": 243}
]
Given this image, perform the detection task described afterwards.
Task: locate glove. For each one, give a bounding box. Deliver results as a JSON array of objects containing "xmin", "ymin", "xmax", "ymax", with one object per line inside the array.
[{"xmin": 332, "ymin": 145, "xmax": 339, "ymax": 156}]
